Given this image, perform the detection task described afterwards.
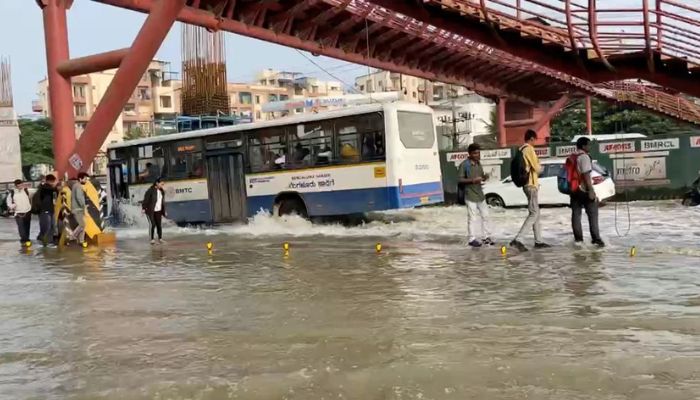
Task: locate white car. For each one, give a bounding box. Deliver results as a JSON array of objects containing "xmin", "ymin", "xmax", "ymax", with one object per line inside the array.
[{"xmin": 483, "ymin": 158, "xmax": 616, "ymax": 207}]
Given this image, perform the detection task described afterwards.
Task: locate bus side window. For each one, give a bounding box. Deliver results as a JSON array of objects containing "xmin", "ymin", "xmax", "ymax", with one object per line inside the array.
[
  {"xmin": 249, "ymin": 127, "xmax": 287, "ymax": 172},
  {"xmin": 136, "ymin": 145, "xmax": 165, "ymax": 183},
  {"xmin": 292, "ymin": 123, "xmax": 332, "ymax": 167},
  {"xmin": 336, "ymin": 119, "xmax": 360, "ymax": 163}
]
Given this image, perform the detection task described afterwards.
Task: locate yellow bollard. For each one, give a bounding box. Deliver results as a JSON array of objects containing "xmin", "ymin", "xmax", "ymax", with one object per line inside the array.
[
  {"xmin": 283, "ymin": 242, "xmax": 290, "ymax": 252},
  {"xmin": 375, "ymin": 243, "xmax": 382, "ymax": 253},
  {"xmin": 206, "ymin": 242, "xmax": 213, "ymax": 251},
  {"xmin": 500, "ymin": 246, "xmax": 507, "ymax": 256},
  {"xmin": 24, "ymin": 241, "xmax": 32, "ymax": 248},
  {"xmin": 630, "ymin": 246, "xmax": 637, "ymax": 257},
  {"xmin": 81, "ymin": 242, "xmax": 88, "ymax": 248}
]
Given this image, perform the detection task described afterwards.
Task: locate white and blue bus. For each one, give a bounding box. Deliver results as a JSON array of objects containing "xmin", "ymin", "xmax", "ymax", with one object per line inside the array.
[{"xmin": 106, "ymin": 102, "xmax": 444, "ymax": 224}]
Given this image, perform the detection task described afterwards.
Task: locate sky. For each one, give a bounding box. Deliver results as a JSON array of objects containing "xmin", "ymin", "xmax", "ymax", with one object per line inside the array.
[{"xmin": 0, "ymin": 0, "xmax": 370, "ymax": 115}]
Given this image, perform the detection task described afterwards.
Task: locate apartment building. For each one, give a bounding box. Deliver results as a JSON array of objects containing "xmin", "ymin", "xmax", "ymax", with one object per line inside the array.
[
  {"xmin": 354, "ymin": 70, "xmax": 494, "ymax": 148},
  {"xmin": 35, "ymin": 60, "xmax": 178, "ymax": 149},
  {"xmin": 255, "ymin": 69, "xmax": 344, "ymax": 116}
]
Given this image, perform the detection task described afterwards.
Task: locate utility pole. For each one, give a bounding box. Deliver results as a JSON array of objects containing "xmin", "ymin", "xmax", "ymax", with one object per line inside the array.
[{"xmin": 451, "ymin": 96, "xmax": 458, "ymax": 149}]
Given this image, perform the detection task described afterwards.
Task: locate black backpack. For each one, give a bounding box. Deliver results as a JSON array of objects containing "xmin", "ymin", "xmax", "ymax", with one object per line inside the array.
[
  {"xmin": 30, "ymin": 188, "xmax": 42, "ymax": 215},
  {"xmin": 510, "ymin": 146, "xmax": 529, "ymax": 188}
]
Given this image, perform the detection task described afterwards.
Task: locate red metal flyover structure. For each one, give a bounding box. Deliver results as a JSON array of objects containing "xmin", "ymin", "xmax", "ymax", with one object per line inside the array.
[{"xmin": 38, "ymin": 0, "xmax": 700, "ymax": 176}]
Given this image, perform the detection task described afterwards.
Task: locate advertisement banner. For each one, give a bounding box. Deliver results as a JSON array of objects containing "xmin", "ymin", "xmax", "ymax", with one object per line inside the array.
[
  {"xmin": 690, "ymin": 136, "xmax": 700, "ymax": 148},
  {"xmin": 555, "ymin": 145, "xmax": 577, "ymax": 157},
  {"xmin": 641, "ymin": 138, "xmax": 679, "ymax": 151},
  {"xmin": 599, "ymin": 141, "xmax": 636, "ymax": 154},
  {"xmin": 613, "ymin": 157, "xmax": 667, "ymax": 181}
]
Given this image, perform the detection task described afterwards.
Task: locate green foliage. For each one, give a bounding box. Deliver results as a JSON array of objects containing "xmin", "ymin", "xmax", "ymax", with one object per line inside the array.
[
  {"xmin": 19, "ymin": 118, "xmax": 54, "ymax": 166},
  {"xmin": 550, "ymin": 99, "xmax": 700, "ymax": 142},
  {"xmin": 124, "ymin": 127, "xmax": 147, "ymax": 141}
]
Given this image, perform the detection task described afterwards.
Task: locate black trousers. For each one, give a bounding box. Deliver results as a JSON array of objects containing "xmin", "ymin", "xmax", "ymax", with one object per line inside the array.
[
  {"xmin": 570, "ymin": 191, "xmax": 601, "ymax": 242},
  {"xmin": 147, "ymin": 211, "xmax": 163, "ymax": 240},
  {"xmin": 15, "ymin": 213, "xmax": 31, "ymax": 243},
  {"xmin": 38, "ymin": 211, "xmax": 54, "ymax": 244}
]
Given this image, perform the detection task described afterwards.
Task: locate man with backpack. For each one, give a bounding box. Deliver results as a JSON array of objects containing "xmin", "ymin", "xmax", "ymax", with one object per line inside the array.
[
  {"xmin": 6, "ymin": 179, "xmax": 32, "ymax": 245},
  {"xmin": 567, "ymin": 137, "xmax": 605, "ymax": 247},
  {"xmin": 36, "ymin": 174, "xmax": 58, "ymax": 246},
  {"xmin": 510, "ymin": 130, "xmax": 550, "ymax": 251},
  {"xmin": 458, "ymin": 143, "xmax": 493, "ymax": 247}
]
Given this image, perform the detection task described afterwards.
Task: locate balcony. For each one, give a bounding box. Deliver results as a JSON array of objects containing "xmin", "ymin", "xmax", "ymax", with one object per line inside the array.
[{"xmin": 31, "ymin": 100, "xmax": 43, "ymax": 113}]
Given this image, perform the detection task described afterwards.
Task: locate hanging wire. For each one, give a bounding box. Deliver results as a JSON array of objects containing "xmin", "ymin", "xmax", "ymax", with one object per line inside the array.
[
  {"xmin": 613, "ymin": 119, "xmax": 632, "ymax": 237},
  {"xmin": 294, "ymin": 50, "xmax": 362, "ymax": 94}
]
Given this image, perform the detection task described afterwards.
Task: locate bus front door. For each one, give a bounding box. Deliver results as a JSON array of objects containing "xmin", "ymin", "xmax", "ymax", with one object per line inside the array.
[
  {"xmin": 107, "ymin": 162, "xmax": 126, "ymax": 223},
  {"xmin": 206, "ymin": 152, "xmax": 247, "ymax": 223}
]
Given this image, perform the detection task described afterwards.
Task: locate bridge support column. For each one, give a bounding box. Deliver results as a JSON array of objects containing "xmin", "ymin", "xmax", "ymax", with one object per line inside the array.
[
  {"xmin": 585, "ymin": 96, "xmax": 593, "ymax": 136},
  {"xmin": 39, "ymin": 0, "xmax": 75, "ymax": 177},
  {"xmin": 497, "ymin": 97, "xmax": 507, "ymax": 147},
  {"xmin": 54, "ymin": 0, "xmax": 185, "ymax": 175}
]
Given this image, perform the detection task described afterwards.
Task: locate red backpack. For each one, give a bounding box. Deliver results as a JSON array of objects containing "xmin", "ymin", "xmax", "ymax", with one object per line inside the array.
[{"xmin": 557, "ymin": 153, "xmax": 581, "ymax": 194}]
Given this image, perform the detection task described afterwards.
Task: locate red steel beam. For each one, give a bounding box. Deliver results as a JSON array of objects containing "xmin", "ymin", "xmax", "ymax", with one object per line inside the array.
[
  {"xmin": 93, "ymin": 0, "xmax": 528, "ymax": 102},
  {"xmin": 63, "ymin": 0, "xmax": 186, "ymax": 174},
  {"xmin": 57, "ymin": 48, "xmax": 129, "ymax": 77},
  {"xmin": 533, "ymin": 93, "xmax": 570, "ymax": 132},
  {"xmin": 38, "ymin": 0, "xmax": 75, "ymax": 178},
  {"xmin": 585, "ymin": 95, "xmax": 593, "ymax": 135}
]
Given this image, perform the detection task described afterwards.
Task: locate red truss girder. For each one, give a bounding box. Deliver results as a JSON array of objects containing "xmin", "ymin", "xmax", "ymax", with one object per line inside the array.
[{"xmin": 368, "ymin": 0, "xmax": 700, "ymax": 99}]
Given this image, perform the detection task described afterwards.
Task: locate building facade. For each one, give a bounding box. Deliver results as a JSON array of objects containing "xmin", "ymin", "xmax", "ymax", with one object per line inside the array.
[
  {"xmin": 35, "ymin": 60, "xmax": 179, "ymax": 150},
  {"xmin": 354, "ymin": 70, "xmax": 494, "ymax": 149}
]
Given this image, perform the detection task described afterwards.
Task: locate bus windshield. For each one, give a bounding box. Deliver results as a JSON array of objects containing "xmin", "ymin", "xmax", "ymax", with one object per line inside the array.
[{"xmin": 397, "ymin": 111, "xmax": 435, "ymax": 149}]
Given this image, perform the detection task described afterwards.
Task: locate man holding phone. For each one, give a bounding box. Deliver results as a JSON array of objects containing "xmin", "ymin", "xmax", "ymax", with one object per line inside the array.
[{"xmin": 459, "ymin": 143, "xmax": 493, "ymax": 247}]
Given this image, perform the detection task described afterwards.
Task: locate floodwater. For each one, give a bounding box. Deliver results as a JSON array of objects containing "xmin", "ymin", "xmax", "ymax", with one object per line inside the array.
[{"xmin": 2, "ymin": 202, "xmax": 700, "ymax": 400}]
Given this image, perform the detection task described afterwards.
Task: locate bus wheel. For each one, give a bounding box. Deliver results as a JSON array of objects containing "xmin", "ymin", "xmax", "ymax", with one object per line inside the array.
[{"xmin": 277, "ymin": 196, "xmax": 308, "ymax": 218}]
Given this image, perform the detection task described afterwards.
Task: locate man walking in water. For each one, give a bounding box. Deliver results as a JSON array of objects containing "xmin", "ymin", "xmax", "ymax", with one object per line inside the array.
[
  {"xmin": 71, "ymin": 173, "xmax": 89, "ymax": 245},
  {"xmin": 511, "ymin": 130, "xmax": 550, "ymax": 251},
  {"xmin": 459, "ymin": 143, "xmax": 493, "ymax": 247},
  {"xmin": 37, "ymin": 174, "xmax": 58, "ymax": 246},
  {"xmin": 142, "ymin": 178, "xmax": 166, "ymax": 244},
  {"xmin": 570, "ymin": 137, "xmax": 605, "ymax": 247},
  {"xmin": 6, "ymin": 179, "xmax": 32, "ymax": 245}
]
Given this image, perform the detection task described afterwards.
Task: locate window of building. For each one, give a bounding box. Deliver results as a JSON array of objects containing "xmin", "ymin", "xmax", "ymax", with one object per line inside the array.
[
  {"xmin": 160, "ymin": 95, "xmax": 172, "ymax": 108},
  {"xmin": 255, "ymin": 111, "xmax": 261, "ymax": 120},
  {"xmin": 248, "ymin": 127, "xmax": 287, "ymax": 172},
  {"xmin": 290, "ymin": 122, "xmax": 332, "ymax": 167},
  {"xmin": 255, "ymin": 95, "xmax": 260, "ymax": 104},
  {"xmin": 138, "ymin": 87, "xmax": 150, "ymax": 100},
  {"xmin": 359, "ymin": 85, "xmax": 365, "ymax": 91},
  {"xmin": 280, "ymin": 94, "xmax": 289, "ymax": 101},
  {"xmin": 74, "ymin": 104, "xmax": 87, "ymax": 117},
  {"xmin": 269, "ymin": 94, "xmax": 278, "ymax": 102},
  {"xmin": 397, "ymin": 111, "xmax": 435, "ymax": 149},
  {"xmin": 123, "ymin": 103, "xmax": 136, "ymax": 113},
  {"xmin": 137, "ymin": 122, "xmax": 151, "ymax": 134},
  {"xmin": 73, "ymin": 84, "xmax": 86, "ymax": 98},
  {"xmin": 136, "ymin": 144, "xmax": 165, "ymax": 183},
  {"xmin": 239, "ymin": 92, "xmax": 252, "ymax": 105},
  {"xmin": 167, "ymin": 140, "xmax": 204, "ymax": 179}
]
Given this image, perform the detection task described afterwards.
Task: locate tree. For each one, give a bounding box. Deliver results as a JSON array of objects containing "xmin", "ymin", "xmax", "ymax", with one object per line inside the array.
[
  {"xmin": 550, "ymin": 98, "xmax": 699, "ymax": 142},
  {"xmin": 124, "ymin": 127, "xmax": 148, "ymax": 141},
  {"xmin": 19, "ymin": 118, "xmax": 54, "ymax": 166}
]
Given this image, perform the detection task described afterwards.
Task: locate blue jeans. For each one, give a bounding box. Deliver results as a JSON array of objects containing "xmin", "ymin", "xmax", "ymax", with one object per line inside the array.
[{"xmin": 38, "ymin": 211, "xmax": 54, "ymax": 245}]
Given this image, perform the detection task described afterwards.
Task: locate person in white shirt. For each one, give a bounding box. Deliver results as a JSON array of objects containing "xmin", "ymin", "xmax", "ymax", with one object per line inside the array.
[
  {"xmin": 6, "ymin": 179, "xmax": 32, "ymax": 245},
  {"xmin": 141, "ymin": 179, "xmax": 166, "ymax": 244}
]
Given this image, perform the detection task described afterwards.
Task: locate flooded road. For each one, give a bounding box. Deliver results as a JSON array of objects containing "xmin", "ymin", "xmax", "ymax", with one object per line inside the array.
[{"xmin": 2, "ymin": 202, "xmax": 700, "ymax": 399}]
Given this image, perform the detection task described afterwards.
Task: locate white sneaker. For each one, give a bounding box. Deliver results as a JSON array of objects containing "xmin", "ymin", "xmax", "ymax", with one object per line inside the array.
[
  {"xmin": 150, "ymin": 239, "xmax": 156, "ymax": 245},
  {"xmin": 158, "ymin": 239, "xmax": 165, "ymax": 244}
]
